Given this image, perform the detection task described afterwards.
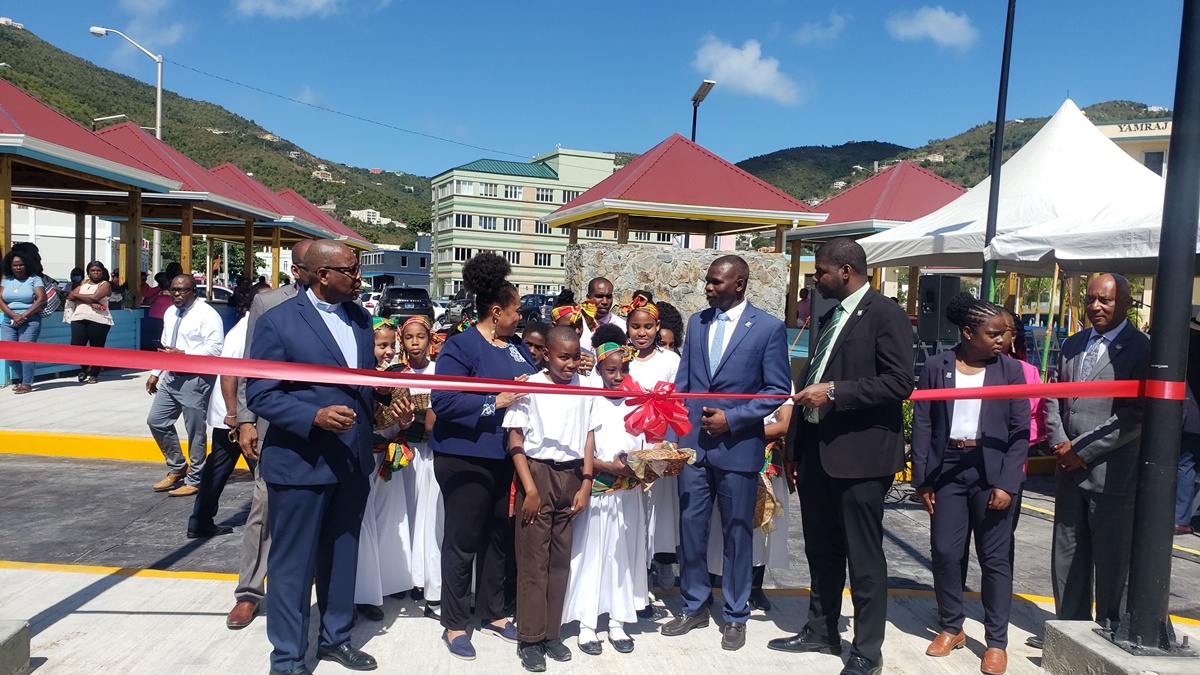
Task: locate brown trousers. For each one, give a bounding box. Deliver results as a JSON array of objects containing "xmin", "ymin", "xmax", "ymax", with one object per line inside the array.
[{"xmin": 514, "ymin": 458, "xmax": 583, "ymax": 643}]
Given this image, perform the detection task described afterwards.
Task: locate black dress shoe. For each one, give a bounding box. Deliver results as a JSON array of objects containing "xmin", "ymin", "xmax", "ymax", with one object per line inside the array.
[
  {"xmin": 609, "ymin": 635, "xmax": 634, "ymax": 653},
  {"xmin": 318, "ymin": 643, "xmax": 378, "ymax": 671},
  {"xmin": 766, "ymin": 626, "xmax": 842, "ymax": 655},
  {"xmin": 518, "ymin": 641, "xmax": 546, "ymax": 672},
  {"xmin": 579, "ymin": 639, "xmax": 603, "ymax": 656},
  {"xmin": 269, "ymin": 667, "xmax": 313, "ymax": 675},
  {"xmin": 721, "ymin": 622, "xmax": 746, "ymax": 651},
  {"xmin": 749, "ymin": 588, "xmax": 772, "ymax": 611},
  {"xmin": 542, "ymin": 638, "xmax": 571, "ymax": 662},
  {"xmin": 660, "ymin": 612, "xmax": 710, "ymax": 636},
  {"xmin": 356, "ymin": 604, "xmax": 384, "ymax": 621},
  {"xmin": 1026, "ymin": 636, "xmax": 1044, "ymax": 649},
  {"xmin": 840, "ymin": 654, "xmax": 882, "ymax": 675},
  {"xmin": 187, "ymin": 524, "xmax": 234, "ymax": 539}
]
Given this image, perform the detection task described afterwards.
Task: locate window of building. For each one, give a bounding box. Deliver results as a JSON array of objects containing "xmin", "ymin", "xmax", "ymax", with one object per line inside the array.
[
  {"xmin": 534, "ymin": 252, "xmax": 551, "ymax": 266},
  {"xmin": 503, "ymin": 218, "xmax": 521, "ymax": 232},
  {"xmin": 420, "ymin": 257, "xmax": 427, "ymax": 268},
  {"xmin": 480, "ymin": 183, "xmax": 498, "ymax": 197},
  {"xmin": 536, "ymin": 187, "xmax": 555, "ymax": 203},
  {"xmin": 400, "ymin": 255, "xmax": 409, "ymax": 267},
  {"xmin": 454, "ymin": 247, "xmax": 473, "ymax": 261},
  {"xmin": 479, "ymin": 216, "xmax": 497, "ymax": 230},
  {"xmin": 454, "ymin": 180, "xmax": 474, "ymax": 195},
  {"xmin": 435, "ymin": 183, "xmax": 452, "ymax": 199},
  {"xmin": 504, "ymin": 185, "xmax": 523, "ymax": 200},
  {"xmin": 533, "ymin": 284, "xmax": 552, "ymax": 295},
  {"xmin": 560, "ymin": 255, "xmax": 565, "ymax": 267},
  {"xmin": 562, "ymin": 190, "xmax": 582, "ymax": 203},
  {"xmin": 1144, "ymin": 151, "xmax": 1165, "ymax": 176},
  {"xmin": 584, "ymin": 229, "xmax": 603, "ymax": 238},
  {"xmin": 535, "ymin": 222, "xmax": 551, "ymax": 235},
  {"xmin": 656, "ymin": 232, "xmax": 673, "ymax": 243},
  {"xmin": 449, "ymin": 279, "xmax": 463, "ymax": 294},
  {"xmin": 454, "ymin": 213, "xmax": 473, "ymax": 229},
  {"xmin": 634, "ymin": 231, "xmax": 651, "ymax": 241},
  {"xmin": 436, "ymin": 215, "xmax": 452, "ymax": 231},
  {"xmin": 503, "ymin": 250, "xmax": 521, "ymax": 265},
  {"xmin": 437, "ymin": 248, "xmax": 451, "ymax": 263}
]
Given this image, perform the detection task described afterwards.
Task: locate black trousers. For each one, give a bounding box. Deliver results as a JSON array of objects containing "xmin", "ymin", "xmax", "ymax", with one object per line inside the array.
[
  {"xmin": 933, "ymin": 447, "xmax": 1014, "ymax": 649},
  {"xmin": 70, "ymin": 320, "xmax": 111, "ymax": 377},
  {"xmin": 188, "ymin": 427, "xmax": 257, "ymax": 532},
  {"xmin": 434, "ymin": 452, "xmax": 514, "ymax": 631},
  {"xmin": 797, "ymin": 423, "xmax": 892, "ymax": 664}
]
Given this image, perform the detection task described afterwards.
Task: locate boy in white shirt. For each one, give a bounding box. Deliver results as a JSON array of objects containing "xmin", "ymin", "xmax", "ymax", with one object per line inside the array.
[{"xmin": 504, "ymin": 326, "xmax": 598, "ymax": 671}]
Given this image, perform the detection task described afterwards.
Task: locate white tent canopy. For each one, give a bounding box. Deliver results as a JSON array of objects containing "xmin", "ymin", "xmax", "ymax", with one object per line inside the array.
[{"xmin": 860, "ymin": 99, "xmax": 1165, "ymax": 269}]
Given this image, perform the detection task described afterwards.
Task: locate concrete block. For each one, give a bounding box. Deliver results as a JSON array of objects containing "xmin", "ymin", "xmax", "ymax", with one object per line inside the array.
[
  {"xmin": 1044, "ymin": 620, "xmax": 1199, "ymax": 675},
  {"xmin": 0, "ymin": 620, "xmax": 29, "ymax": 675}
]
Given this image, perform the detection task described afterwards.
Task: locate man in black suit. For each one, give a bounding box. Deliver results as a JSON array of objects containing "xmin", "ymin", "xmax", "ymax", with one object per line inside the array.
[
  {"xmin": 247, "ymin": 240, "xmax": 378, "ymax": 675},
  {"xmin": 767, "ymin": 238, "xmax": 915, "ymax": 675}
]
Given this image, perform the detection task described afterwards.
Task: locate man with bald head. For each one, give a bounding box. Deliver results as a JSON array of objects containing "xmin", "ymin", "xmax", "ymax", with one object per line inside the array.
[
  {"xmin": 226, "ymin": 238, "xmax": 315, "ymax": 630},
  {"xmin": 1043, "ymin": 273, "xmax": 1150, "ymax": 636},
  {"xmin": 248, "ymin": 239, "xmax": 378, "ymax": 673},
  {"xmin": 662, "ymin": 254, "xmax": 790, "ymax": 651}
]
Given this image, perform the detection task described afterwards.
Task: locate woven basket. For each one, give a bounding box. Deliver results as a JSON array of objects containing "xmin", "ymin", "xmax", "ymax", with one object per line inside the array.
[
  {"xmin": 626, "ymin": 442, "xmax": 696, "ymax": 486},
  {"xmin": 410, "ymin": 392, "xmax": 431, "ymax": 412},
  {"xmin": 374, "ymin": 387, "xmax": 412, "ymax": 430}
]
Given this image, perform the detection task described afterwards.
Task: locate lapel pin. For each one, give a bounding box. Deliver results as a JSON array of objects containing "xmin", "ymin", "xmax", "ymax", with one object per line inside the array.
[
  {"xmin": 945, "ymin": 372, "xmax": 952, "ymax": 379},
  {"xmin": 744, "ymin": 321, "xmax": 753, "ymax": 328},
  {"xmin": 856, "ymin": 309, "xmax": 864, "ymax": 316}
]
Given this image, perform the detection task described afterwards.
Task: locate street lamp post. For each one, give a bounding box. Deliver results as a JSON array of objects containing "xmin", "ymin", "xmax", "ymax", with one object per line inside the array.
[
  {"xmin": 90, "ymin": 26, "xmax": 163, "ymax": 274},
  {"xmin": 690, "ymin": 79, "xmax": 716, "ymax": 143}
]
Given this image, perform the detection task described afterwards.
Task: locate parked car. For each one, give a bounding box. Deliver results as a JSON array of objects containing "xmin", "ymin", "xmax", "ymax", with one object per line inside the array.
[
  {"xmin": 431, "ymin": 299, "xmax": 447, "ymax": 321},
  {"xmin": 442, "ymin": 295, "xmax": 475, "ymax": 328},
  {"xmin": 518, "ymin": 293, "xmax": 554, "ymax": 328},
  {"xmin": 360, "ymin": 291, "xmax": 382, "ymax": 316},
  {"xmin": 380, "ymin": 286, "xmax": 435, "ymax": 322},
  {"xmin": 194, "ymin": 284, "xmax": 233, "ymax": 303}
]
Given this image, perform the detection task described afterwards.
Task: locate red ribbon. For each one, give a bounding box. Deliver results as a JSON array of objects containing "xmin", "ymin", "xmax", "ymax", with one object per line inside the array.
[{"xmin": 620, "ymin": 377, "xmax": 693, "ymax": 443}]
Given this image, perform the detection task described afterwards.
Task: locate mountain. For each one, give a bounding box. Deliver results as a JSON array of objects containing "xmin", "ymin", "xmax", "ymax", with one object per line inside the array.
[
  {"xmin": 736, "ymin": 140, "xmax": 909, "ymax": 203},
  {"xmin": 0, "ymin": 24, "xmax": 430, "ymax": 247},
  {"xmin": 736, "ymin": 100, "xmax": 1171, "ymax": 204}
]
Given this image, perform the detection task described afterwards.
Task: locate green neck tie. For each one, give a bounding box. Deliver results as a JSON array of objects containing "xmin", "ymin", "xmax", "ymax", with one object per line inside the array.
[{"xmin": 805, "ymin": 304, "xmax": 844, "ymax": 388}]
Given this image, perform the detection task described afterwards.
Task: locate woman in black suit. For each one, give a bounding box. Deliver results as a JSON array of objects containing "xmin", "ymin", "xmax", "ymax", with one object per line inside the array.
[{"xmin": 911, "ymin": 293, "xmax": 1029, "ymax": 675}]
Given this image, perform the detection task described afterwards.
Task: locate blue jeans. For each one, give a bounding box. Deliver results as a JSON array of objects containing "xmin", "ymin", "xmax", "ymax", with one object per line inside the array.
[
  {"xmin": 1, "ymin": 315, "xmax": 42, "ymax": 385},
  {"xmin": 1177, "ymin": 433, "xmax": 1200, "ymax": 527}
]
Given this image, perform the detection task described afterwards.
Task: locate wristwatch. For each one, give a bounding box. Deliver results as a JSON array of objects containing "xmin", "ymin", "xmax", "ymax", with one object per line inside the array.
[{"xmin": 827, "ymin": 382, "xmax": 836, "ymax": 401}]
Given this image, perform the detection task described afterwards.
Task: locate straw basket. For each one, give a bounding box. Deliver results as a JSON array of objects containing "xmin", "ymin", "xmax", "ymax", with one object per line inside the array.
[{"xmin": 626, "ymin": 442, "xmax": 696, "ymax": 486}]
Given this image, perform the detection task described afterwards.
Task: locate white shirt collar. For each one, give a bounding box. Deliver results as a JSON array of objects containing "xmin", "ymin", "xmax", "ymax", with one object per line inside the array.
[
  {"xmin": 306, "ymin": 287, "xmax": 342, "ymax": 314},
  {"xmin": 717, "ymin": 298, "xmax": 747, "ymax": 323},
  {"xmin": 1090, "ymin": 319, "xmax": 1128, "ymax": 344}
]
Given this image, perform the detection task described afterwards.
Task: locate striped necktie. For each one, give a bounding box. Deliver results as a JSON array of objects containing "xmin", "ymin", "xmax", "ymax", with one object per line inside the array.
[{"xmin": 805, "ymin": 304, "xmax": 845, "ymax": 388}]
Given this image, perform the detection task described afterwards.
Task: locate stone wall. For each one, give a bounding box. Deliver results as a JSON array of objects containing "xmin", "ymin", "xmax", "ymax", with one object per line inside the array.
[{"xmin": 564, "ymin": 243, "xmax": 790, "ymax": 322}]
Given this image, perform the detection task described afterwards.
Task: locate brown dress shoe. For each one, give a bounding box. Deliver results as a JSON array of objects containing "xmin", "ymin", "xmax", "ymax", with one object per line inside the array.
[
  {"xmin": 981, "ymin": 647, "xmax": 1007, "ymax": 674},
  {"xmin": 168, "ymin": 484, "xmax": 199, "ymax": 497},
  {"xmin": 153, "ymin": 471, "xmax": 186, "ymax": 491},
  {"xmin": 926, "ymin": 630, "xmax": 967, "ymax": 656},
  {"xmin": 227, "ymin": 600, "xmax": 259, "ymax": 629}
]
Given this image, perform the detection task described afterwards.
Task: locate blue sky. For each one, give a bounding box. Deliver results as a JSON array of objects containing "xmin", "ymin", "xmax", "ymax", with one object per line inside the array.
[{"xmin": 4, "ymin": 1, "xmax": 1185, "ymax": 177}]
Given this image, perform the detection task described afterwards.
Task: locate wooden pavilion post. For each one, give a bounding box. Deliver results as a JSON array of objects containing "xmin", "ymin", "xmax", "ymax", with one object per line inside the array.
[
  {"xmin": 616, "ymin": 214, "xmax": 629, "ymax": 245},
  {"xmin": 568, "ymin": 224, "xmax": 578, "ymax": 245},
  {"xmin": 774, "ymin": 223, "xmax": 786, "ymax": 253},
  {"xmin": 870, "ymin": 267, "xmax": 884, "ymax": 291},
  {"xmin": 271, "ymin": 227, "xmax": 281, "ymax": 288},
  {"xmin": 0, "ymin": 156, "xmax": 11, "ymax": 257},
  {"xmin": 74, "ymin": 210, "xmax": 87, "ymax": 270},
  {"xmin": 243, "ymin": 220, "xmax": 255, "ymax": 282},
  {"xmin": 180, "ymin": 204, "xmax": 194, "ymax": 275},
  {"xmin": 703, "ymin": 223, "xmax": 715, "ymax": 249},
  {"xmin": 786, "ymin": 239, "xmax": 801, "ymax": 328},
  {"xmin": 120, "ymin": 190, "xmax": 143, "ymax": 309},
  {"xmin": 906, "ymin": 266, "xmax": 919, "ymax": 315},
  {"xmin": 1003, "ymin": 272, "xmax": 1019, "ymax": 310},
  {"xmin": 205, "ymin": 236, "xmax": 214, "ymax": 302}
]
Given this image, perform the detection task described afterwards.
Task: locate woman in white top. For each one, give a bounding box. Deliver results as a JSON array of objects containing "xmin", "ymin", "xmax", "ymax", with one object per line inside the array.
[
  {"xmin": 65, "ymin": 261, "xmax": 113, "ymax": 384},
  {"xmin": 910, "ymin": 293, "xmax": 1030, "ymax": 674},
  {"xmin": 623, "ymin": 292, "xmax": 682, "ymax": 590}
]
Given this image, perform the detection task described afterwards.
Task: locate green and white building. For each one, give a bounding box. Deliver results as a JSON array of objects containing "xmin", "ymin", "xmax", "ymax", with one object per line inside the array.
[{"xmin": 430, "ymin": 148, "xmax": 671, "ymax": 297}]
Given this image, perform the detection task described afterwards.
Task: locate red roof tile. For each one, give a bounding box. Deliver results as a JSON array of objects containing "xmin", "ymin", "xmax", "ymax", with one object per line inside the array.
[
  {"xmin": 557, "ymin": 133, "xmax": 812, "ymax": 213},
  {"xmin": 816, "ymin": 160, "xmax": 965, "ymax": 224},
  {"xmin": 95, "ymin": 123, "xmax": 270, "ymax": 212},
  {"xmin": 0, "ymin": 78, "xmax": 170, "ymax": 185},
  {"xmin": 274, "ymin": 189, "xmax": 370, "ymax": 246}
]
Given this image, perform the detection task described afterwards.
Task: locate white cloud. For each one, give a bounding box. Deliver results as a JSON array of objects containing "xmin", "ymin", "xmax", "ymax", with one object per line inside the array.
[
  {"xmin": 794, "ymin": 11, "xmax": 850, "ymax": 45},
  {"xmin": 105, "ymin": 0, "xmax": 184, "ymax": 62},
  {"xmin": 297, "ymin": 85, "xmax": 319, "ymax": 105},
  {"xmin": 692, "ymin": 35, "xmax": 801, "ymax": 106},
  {"xmin": 885, "ymin": 6, "xmax": 979, "ymax": 50},
  {"xmin": 232, "ymin": 0, "xmax": 343, "ymax": 19}
]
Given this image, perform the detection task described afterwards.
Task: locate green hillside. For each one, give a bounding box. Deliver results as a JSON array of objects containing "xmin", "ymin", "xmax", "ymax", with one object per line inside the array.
[
  {"xmin": 736, "ymin": 140, "xmax": 910, "ymax": 202},
  {"xmin": 0, "ymin": 24, "xmax": 429, "ymax": 247}
]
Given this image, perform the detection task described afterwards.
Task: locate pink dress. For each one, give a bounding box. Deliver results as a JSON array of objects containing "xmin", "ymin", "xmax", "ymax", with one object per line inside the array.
[{"xmin": 1018, "ymin": 359, "xmax": 1044, "ymax": 442}]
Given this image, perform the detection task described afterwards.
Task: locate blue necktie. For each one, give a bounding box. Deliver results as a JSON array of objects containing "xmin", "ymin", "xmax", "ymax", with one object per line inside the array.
[
  {"xmin": 168, "ymin": 307, "xmax": 186, "ymax": 348},
  {"xmin": 709, "ymin": 310, "xmax": 729, "ymax": 373}
]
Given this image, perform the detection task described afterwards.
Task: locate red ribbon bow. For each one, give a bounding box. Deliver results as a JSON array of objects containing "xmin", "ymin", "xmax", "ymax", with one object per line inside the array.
[{"xmin": 620, "ymin": 377, "xmax": 692, "ymax": 443}]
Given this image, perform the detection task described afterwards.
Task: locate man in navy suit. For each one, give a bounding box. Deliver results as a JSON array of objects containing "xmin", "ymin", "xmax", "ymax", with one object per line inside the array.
[
  {"xmin": 247, "ymin": 240, "xmax": 378, "ymax": 675},
  {"xmin": 660, "ymin": 255, "xmax": 791, "ymax": 651}
]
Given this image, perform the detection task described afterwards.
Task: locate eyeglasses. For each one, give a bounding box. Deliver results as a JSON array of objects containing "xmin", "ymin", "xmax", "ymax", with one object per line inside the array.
[
  {"xmin": 322, "ymin": 265, "xmax": 361, "ymax": 278},
  {"xmin": 168, "ymin": 287, "xmax": 196, "ymax": 295}
]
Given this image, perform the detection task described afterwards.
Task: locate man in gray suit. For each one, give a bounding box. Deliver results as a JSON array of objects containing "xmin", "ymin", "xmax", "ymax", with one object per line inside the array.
[
  {"xmin": 1044, "ymin": 273, "xmax": 1150, "ymax": 632},
  {"xmin": 225, "ymin": 238, "xmax": 314, "ymax": 630}
]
